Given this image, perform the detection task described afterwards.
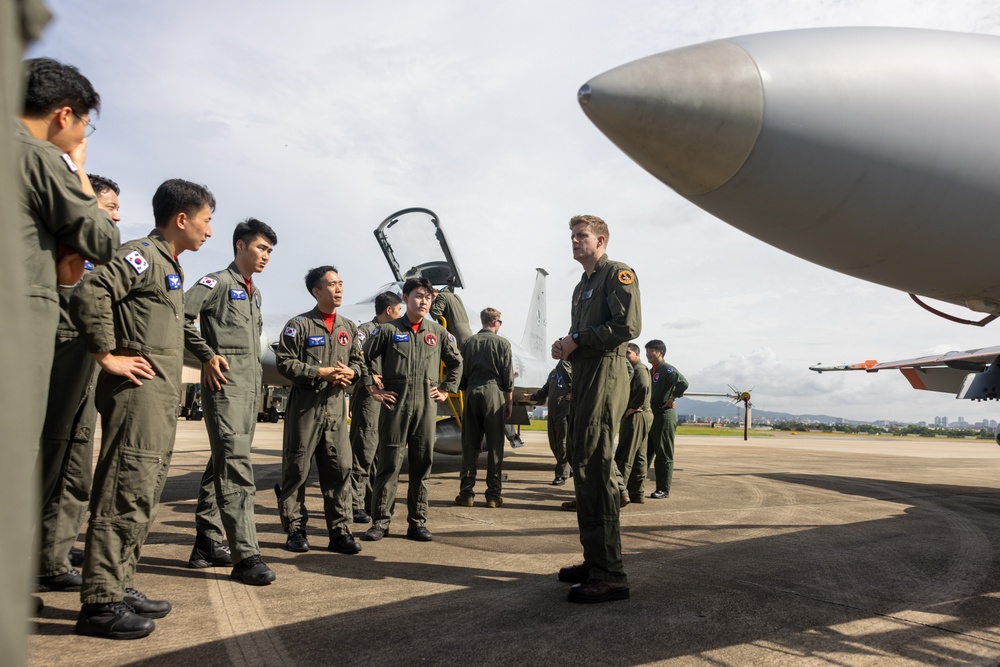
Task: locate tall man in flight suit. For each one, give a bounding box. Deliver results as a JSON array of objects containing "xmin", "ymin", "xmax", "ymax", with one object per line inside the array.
[
  {"xmin": 72, "ymin": 179, "xmax": 215, "ymax": 639},
  {"xmin": 38, "ymin": 175, "xmax": 122, "ymax": 592},
  {"xmin": 349, "ymin": 291, "xmax": 403, "ymax": 524},
  {"xmin": 185, "ymin": 218, "xmax": 278, "ymax": 585},
  {"xmin": 363, "ymin": 276, "xmax": 462, "ymax": 542},
  {"xmin": 523, "ymin": 360, "xmax": 572, "ymax": 485},
  {"xmin": 616, "ymin": 343, "xmax": 652, "ymax": 506},
  {"xmin": 429, "ymin": 277, "xmax": 472, "ymax": 346},
  {"xmin": 643, "ymin": 339, "xmax": 689, "ymax": 499},
  {"xmin": 276, "ymin": 266, "xmax": 367, "ymax": 555},
  {"xmin": 455, "ymin": 308, "xmax": 513, "ymax": 508},
  {"xmin": 552, "ymin": 214, "xmax": 641, "ymax": 604}
]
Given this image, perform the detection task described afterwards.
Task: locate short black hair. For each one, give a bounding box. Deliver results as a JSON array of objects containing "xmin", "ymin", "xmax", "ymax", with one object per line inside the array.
[
  {"xmin": 233, "ymin": 217, "xmax": 277, "ymax": 256},
  {"xmin": 402, "ymin": 276, "xmax": 435, "ymax": 296},
  {"xmin": 644, "ymin": 339, "xmax": 666, "ymax": 355},
  {"xmin": 627, "ymin": 342, "xmax": 640, "ymax": 355},
  {"xmin": 305, "ymin": 265, "xmax": 338, "ymax": 294},
  {"xmin": 22, "ymin": 58, "xmax": 100, "ymax": 118},
  {"xmin": 88, "ymin": 174, "xmax": 119, "ymax": 197},
  {"xmin": 151, "ymin": 179, "xmax": 216, "ymax": 228},
  {"xmin": 374, "ymin": 291, "xmax": 401, "ymax": 314}
]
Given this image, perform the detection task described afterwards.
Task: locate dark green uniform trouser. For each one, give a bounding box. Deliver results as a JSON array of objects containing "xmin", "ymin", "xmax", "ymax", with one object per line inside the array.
[
  {"xmin": 615, "ymin": 411, "xmax": 652, "ymax": 501},
  {"xmin": 278, "ymin": 408, "xmax": 353, "ymax": 539},
  {"xmin": 569, "ymin": 354, "xmax": 628, "ymax": 583},
  {"xmin": 647, "ymin": 408, "xmax": 678, "ymax": 494},
  {"xmin": 349, "ymin": 397, "xmax": 379, "ymax": 514},
  {"xmin": 371, "ymin": 383, "xmax": 435, "ymax": 530},
  {"xmin": 195, "ymin": 384, "xmax": 261, "ymax": 562},
  {"xmin": 81, "ymin": 369, "xmax": 177, "ymax": 604},
  {"xmin": 39, "ymin": 335, "xmax": 97, "ymax": 576},
  {"xmin": 547, "ymin": 405, "xmax": 571, "ymax": 479},
  {"xmin": 459, "ymin": 383, "xmax": 506, "ymax": 501}
]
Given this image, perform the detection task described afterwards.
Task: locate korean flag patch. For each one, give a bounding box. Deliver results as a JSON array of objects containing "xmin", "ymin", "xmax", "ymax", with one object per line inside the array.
[
  {"xmin": 284, "ymin": 327, "xmax": 297, "ymax": 338},
  {"xmin": 166, "ymin": 274, "xmax": 182, "ymax": 290},
  {"xmin": 124, "ymin": 250, "xmax": 149, "ymax": 275},
  {"xmin": 357, "ymin": 330, "xmax": 367, "ymax": 342},
  {"xmin": 229, "ymin": 288, "xmax": 247, "ymax": 300},
  {"xmin": 198, "ymin": 276, "xmax": 218, "ymax": 289}
]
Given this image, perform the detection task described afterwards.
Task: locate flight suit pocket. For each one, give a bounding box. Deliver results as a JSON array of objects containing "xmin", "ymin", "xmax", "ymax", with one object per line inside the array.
[{"xmin": 113, "ymin": 447, "xmax": 166, "ymax": 523}]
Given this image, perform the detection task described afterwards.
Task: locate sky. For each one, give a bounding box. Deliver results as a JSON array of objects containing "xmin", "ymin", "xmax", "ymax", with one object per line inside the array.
[{"xmin": 26, "ymin": 0, "xmax": 1000, "ymax": 424}]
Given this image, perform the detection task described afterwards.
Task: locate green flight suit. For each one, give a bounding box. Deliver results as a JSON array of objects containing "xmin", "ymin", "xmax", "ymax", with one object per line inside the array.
[
  {"xmin": 276, "ymin": 309, "xmax": 367, "ymax": 538},
  {"xmin": 458, "ymin": 329, "xmax": 514, "ymax": 502},
  {"xmin": 645, "ymin": 361, "xmax": 689, "ymax": 495},
  {"xmin": 567, "ymin": 254, "xmax": 641, "ymax": 584},
  {"xmin": 184, "ymin": 263, "xmax": 263, "ymax": 562},
  {"xmin": 15, "ymin": 119, "xmax": 119, "ymax": 477},
  {"xmin": 429, "ymin": 289, "xmax": 473, "ymax": 346},
  {"xmin": 349, "ymin": 319, "xmax": 381, "ymax": 514},
  {"xmin": 530, "ymin": 361, "xmax": 572, "ymax": 479},
  {"xmin": 616, "ymin": 360, "xmax": 652, "ymax": 502},
  {"xmin": 39, "ymin": 273, "xmax": 99, "ymax": 578},
  {"xmin": 5, "ymin": 5, "xmax": 54, "ymax": 662},
  {"xmin": 365, "ymin": 316, "xmax": 462, "ymax": 530},
  {"xmin": 71, "ymin": 230, "xmax": 185, "ymax": 604}
]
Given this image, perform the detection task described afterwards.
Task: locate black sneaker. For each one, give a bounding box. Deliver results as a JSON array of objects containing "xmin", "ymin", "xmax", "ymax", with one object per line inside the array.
[
  {"xmin": 353, "ymin": 509, "xmax": 371, "ymax": 524},
  {"xmin": 406, "ymin": 525, "xmax": 433, "ymax": 542},
  {"xmin": 285, "ymin": 530, "xmax": 309, "ymax": 552},
  {"xmin": 552, "ymin": 476, "xmax": 566, "ymax": 486},
  {"xmin": 329, "ymin": 534, "xmax": 362, "ymax": 554},
  {"xmin": 650, "ymin": 489, "xmax": 669, "ymax": 499},
  {"xmin": 363, "ymin": 525, "xmax": 388, "ymax": 541},
  {"xmin": 76, "ymin": 601, "xmax": 155, "ymax": 639},
  {"xmin": 558, "ymin": 563, "xmax": 591, "ymax": 584},
  {"xmin": 231, "ymin": 555, "xmax": 276, "ymax": 586},
  {"xmin": 38, "ymin": 568, "xmax": 82, "ymax": 592},
  {"xmin": 187, "ymin": 532, "xmax": 233, "ymax": 568},
  {"xmin": 69, "ymin": 547, "xmax": 85, "ymax": 567},
  {"xmin": 123, "ymin": 588, "xmax": 171, "ymax": 619}
]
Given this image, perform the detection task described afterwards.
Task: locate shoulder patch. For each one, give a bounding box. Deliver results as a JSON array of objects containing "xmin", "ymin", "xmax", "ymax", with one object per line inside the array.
[
  {"xmin": 447, "ymin": 333, "xmax": 456, "ymax": 345},
  {"xmin": 166, "ymin": 274, "xmax": 182, "ymax": 290},
  {"xmin": 123, "ymin": 250, "xmax": 149, "ymax": 275},
  {"xmin": 372, "ymin": 326, "xmax": 380, "ymax": 336},
  {"xmin": 424, "ymin": 333, "xmax": 438, "ymax": 347},
  {"xmin": 60, "ymin": 153, "xmax": 78, "ymax": 173},
  {"xmin": 83, "ymin": 260, "xmax": 94, "ymax": 271},
  {"xmin": 294, "ymin": 316, "xmax": 305, "ymax": 322},
  {"xmin": 618, "ymin": 270, "xmax": 635, "ymax": 285},
  {"xmin": 357, "ymin": 329, "xmax": 367, "ymax": 342},
  {"xmin": 284, "ymin": 326, "xmax": 297, "ymax": 338},
  {"xmin": 198, "ymin": 276, "xmax": 218, "ymax": 289}
]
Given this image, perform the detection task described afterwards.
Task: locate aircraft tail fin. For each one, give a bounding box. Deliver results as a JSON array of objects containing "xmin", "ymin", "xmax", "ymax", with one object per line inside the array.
[{"xmin": 519, "ymin": 268, "xmax": 548, "ymax": 361}]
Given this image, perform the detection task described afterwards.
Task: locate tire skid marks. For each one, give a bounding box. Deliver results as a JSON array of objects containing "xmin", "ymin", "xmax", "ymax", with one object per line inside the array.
[{"xmin": 203, "ymin": 570, "xmax": 294, "ymax": 667}]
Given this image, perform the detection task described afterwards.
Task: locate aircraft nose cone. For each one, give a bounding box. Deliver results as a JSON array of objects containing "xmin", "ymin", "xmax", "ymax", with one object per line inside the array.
[{"xmin": 579, "ymin": 40, "xmax": 764, "ymax": 196}]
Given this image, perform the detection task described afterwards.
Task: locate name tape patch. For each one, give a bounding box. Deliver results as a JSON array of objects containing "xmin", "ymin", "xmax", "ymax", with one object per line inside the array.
[
  {"xmin": 393, "ymin": 333, "xmax": 410, "ymax": 342},
  {"xmin": 307, "ymin": 335, "xmax": 326, "ymax": 347},
  {"xmin": 229, "ymin": 288, "xmax": 247, "ymax": 300}
]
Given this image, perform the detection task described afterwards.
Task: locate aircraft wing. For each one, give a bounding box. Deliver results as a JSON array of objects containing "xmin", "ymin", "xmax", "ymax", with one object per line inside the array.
[{"xmin": 811, "ymin": 346, "xmax": 1000, "ymax": 396}]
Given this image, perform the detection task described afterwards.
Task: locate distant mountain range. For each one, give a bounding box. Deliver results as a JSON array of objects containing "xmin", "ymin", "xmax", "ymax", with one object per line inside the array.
[{"xmin": 676, "ymin": 397, "xmax": 851, "ymax": 424}]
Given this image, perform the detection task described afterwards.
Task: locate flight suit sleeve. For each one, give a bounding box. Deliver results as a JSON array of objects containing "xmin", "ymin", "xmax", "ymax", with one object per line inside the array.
[
  {"xmin": 275, "ymin": 320, "xmax": 320, "ymax": 386},
  {"xmin": 579, "ymin": 265, "xmax": 642, "ymax": 350},
  {"xmin": 498, "ymin": 339, "xmax": 514, "ymax": 393},
  {"xmin": 429, "ymin": 293, "xmax": 446, "ymax": 321},
  {"xmin": 70, "ymin": 245, "xmax": 149, "ymax": 354},
  {"xmin": 26, "ymin": 148, "xmax": 120, "ymax": 263},
  {"xmin": 439, "ymin": 332, "xmax": 463, "ymax": 393},
  {"xmin": 363, "ymin": 326, "xmax": 388, "ymax": 387},
  {"xmin": 458, "ymin": 339, "xmax": 471, "ymax": 391},
  {"xmin": 530, "ymin": 377, "xmax": 550, "ymax": 404},
  {"xmin": 627, "ymin": 366, "xmax": 648, "ymax": 411},
  {"xmin": 671, "ymin": 370, "xmax": 689, "ymax": 399},
  {"xmin": 347, "ymin": 323, "xmax": 368, "ymax": 387},
  {"xmin": 183, "ymin": 277, "xmax": 221, "ymax": 364}
]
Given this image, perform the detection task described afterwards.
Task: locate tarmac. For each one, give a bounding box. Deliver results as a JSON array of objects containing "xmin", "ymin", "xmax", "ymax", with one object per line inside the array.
[{"xmin": 29, "ymin": 423, "xmax": 1000, "ymax": 666}]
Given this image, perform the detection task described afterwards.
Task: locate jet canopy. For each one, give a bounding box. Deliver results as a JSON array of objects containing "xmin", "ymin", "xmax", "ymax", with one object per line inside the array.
[{"xmin": 374, "ymin": 207, "xmax": 464, "ymax": 289}]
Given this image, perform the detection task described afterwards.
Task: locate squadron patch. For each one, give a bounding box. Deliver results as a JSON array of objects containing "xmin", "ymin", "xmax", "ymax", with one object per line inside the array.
[
  {"xmin": 284, "ymin": 327, "xmax": 297, "ymax": 338},
  {"xmin": 83, "ymin": 260, "xmax": 94, "ymax": 271},
  {"xmin": 124, "ymin": 250, "xmax": 149, "ymax": 275},
  {"xmin": 424, "ymin": 333, "xmax": 438, "ymax": 346},
  {"xmin": 198, "ymin": 276, "xmax": 218, "ymax": 289},
  {"xmin": 447, "ymin": 333, "xmax": 456, "ymax": 345},
  {"xmin": 166, "ymin": 274, "xmax": 182, "ymax": 290},
  {"xmin": 338, "ymin": 331, "xmax": 350, "ymax": 346},
  {"xmin": 618, "ymin": 270, "xmax": 635, "ymax": 285}
]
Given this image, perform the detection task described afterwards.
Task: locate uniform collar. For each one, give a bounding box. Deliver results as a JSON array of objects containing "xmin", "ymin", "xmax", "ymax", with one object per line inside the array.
[
  {"xmin": 309, "ymin": 306, "xmax": 340, "ymax": 328},
  {"xmin": 580, "ymin": 252, "xmax": 609, "ymax": 281},
  {"xmin": 147, "ymin": 229, "xmax": 181, "ymax": 269}
]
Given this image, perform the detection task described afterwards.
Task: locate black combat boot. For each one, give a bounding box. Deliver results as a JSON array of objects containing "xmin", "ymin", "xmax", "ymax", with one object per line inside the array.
[
  {"xmin": 75, "ymin": 601, "xmax": 155, "ymax": 639},
  {"xmin": 188, "ymin": 532, "xmax": 233, "ymax": 568}
]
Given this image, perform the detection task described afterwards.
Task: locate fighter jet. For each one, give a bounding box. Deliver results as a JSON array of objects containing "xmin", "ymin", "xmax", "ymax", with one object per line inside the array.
[
  {"xmin": 576, "ymin": 27, "xmax": 1000, "ymax": 423},
  {"xmin": 220, "ymin": 207, "xmax": 551, "ymax": 454}
]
